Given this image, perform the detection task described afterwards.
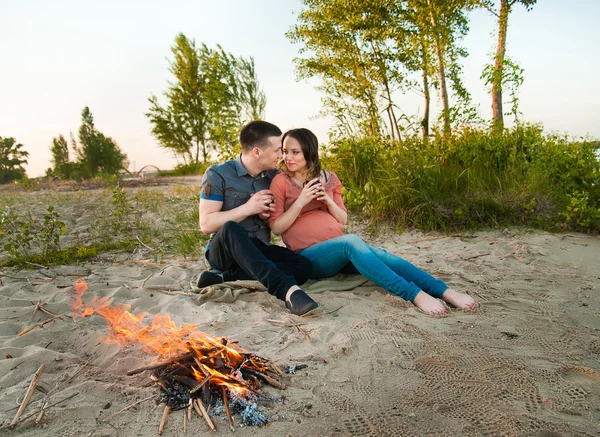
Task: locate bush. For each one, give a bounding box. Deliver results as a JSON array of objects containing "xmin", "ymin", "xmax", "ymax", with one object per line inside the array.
[
  {"xmin": 324, "ymin": 125, "xmax": 599, "ymax": 233},
  {"xmin": 158, "ymin": 161, "xmax": 213, "ymax": 177}
]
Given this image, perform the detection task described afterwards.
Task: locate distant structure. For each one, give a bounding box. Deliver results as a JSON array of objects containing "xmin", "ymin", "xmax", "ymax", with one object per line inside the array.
[{"xmin": 120, "ymin": 165, "xmax": 161, "ymax": 180}]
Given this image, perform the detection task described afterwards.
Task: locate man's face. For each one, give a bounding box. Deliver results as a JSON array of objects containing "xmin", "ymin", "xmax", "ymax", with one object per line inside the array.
[{"xmin": 257, "ymin": 136, "xmax": 283, "ymax": 171}]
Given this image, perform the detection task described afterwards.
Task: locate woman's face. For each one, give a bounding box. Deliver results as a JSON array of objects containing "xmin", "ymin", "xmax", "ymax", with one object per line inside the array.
[{"xmin": 282, "ymin": 136, "xmax": 307, "ymax": 173}]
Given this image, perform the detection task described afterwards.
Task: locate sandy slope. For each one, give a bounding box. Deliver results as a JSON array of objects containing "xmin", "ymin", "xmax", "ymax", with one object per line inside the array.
[{"xmin": 1, "ymin": 182, "xmax": 599, "ymax": 436}]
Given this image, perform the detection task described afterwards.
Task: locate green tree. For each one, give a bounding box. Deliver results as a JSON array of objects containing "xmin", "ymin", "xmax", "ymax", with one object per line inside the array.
[
  {"xmin": 480, "ymin": 0, "xmax": 537, "ymax": 128},
  {"xmin": 238, "ymin": 57, "xmax": 267, "ymax": 121},
  {"xmin": 147, "ymin": 33, "xmax": 263, "ymax": 164},
  {"xmin": 0, "ymin": 137, "xmax": 29, "ymax": 184},
  {"xmin": 73, "ymin": 107, "xmax": 127, "ymax": 177},
  {"xmin": 49, "ymin": 134, "xmax": 71, "ymax": 178},
  {"xmin": 288, "ymin": 0, "xmax": 395, "ymax": 138}
]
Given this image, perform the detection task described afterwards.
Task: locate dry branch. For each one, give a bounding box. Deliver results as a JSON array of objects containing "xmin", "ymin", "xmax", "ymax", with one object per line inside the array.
[
  {"xmin": 221, "ymin": 387, "xmax": 235, "ymax": 431},
  {"xmin": 10, "ymin": 364, "xmax": 45, "ymax": 428},
  {"xmin": 194, "ymin": 398, "xmax": 215, "ymax": 431}
]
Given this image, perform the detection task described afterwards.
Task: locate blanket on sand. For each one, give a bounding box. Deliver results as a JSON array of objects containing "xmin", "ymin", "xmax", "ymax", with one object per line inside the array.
[{"xmin": 190, "ymin": 273, "xmax": 373, "ymax": 304}]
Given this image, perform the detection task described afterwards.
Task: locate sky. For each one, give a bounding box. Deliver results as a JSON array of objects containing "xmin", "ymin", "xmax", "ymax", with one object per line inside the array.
[{"xmin": 1, "ymin": 0, "xmax": 599, "ymax": 177}]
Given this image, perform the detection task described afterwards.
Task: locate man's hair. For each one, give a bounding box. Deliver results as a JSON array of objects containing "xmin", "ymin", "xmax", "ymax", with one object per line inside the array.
[
  {"xmin": 239, "ymin": 120, "xmax": 282, "ymax": 151},
  {"xmin": 281, "ymin": 128, "xmax": 321, "ymax": 181}
]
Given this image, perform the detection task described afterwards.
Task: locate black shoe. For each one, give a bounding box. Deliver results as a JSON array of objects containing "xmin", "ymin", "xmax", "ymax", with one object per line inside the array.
[
  {"xmin": 285, "ymin": 289, "xmax": 318, "ymax": 316},
  {"xmin": 197, "ymin": 270, "xmax": 223, "ymax": 288}
]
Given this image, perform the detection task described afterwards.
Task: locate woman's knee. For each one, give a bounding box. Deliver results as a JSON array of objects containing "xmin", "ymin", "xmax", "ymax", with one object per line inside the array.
[{"xmin": 340, "ymin": 234, "xmax": 367, "ymax": 249}]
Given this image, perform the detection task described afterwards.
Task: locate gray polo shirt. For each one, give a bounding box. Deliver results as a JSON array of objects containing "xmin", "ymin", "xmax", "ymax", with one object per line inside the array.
[{"xmin": 200, "ymin": 154, "xmax": 276, "ymax": 244}]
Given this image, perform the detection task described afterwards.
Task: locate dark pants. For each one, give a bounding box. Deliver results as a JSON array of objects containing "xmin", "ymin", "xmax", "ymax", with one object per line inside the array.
[{"xmin": 206, "ymin": 221, "xmax": 311, "ymax": 301}]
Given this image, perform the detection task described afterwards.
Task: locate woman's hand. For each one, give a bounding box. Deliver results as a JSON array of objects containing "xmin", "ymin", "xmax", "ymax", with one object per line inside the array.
[
  {"xmin": 295, "ymin": 178, "xmax": 322, "ymax": 209},
  {"xmin": 315, "ymin": 183, "xmax": 333, "ymax": 205}
]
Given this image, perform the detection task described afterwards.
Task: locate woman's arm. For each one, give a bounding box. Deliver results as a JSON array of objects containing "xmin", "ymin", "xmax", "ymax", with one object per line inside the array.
[
  {"xmin": 317, "ymin": 190, "xmax": 347, "ymax": 225},
  {"xmin": 270, "ymin": 178, "xmax": 322, "ymax": 235}
]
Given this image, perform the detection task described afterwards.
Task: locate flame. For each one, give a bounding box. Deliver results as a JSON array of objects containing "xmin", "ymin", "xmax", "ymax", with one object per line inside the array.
[{"xmin": 70, "ymin": 278, "xmax": 268, "ymax": 395}]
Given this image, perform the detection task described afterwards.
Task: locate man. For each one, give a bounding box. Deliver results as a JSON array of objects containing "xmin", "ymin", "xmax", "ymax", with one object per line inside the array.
[{"xmin": 198, "ymin": 120, "xmax": 318, "ymax": 316}]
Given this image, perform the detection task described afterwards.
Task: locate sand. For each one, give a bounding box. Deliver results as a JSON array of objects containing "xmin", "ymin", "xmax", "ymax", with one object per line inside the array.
[{"xmin": 1, "ymin": 178, "xmax": 599, "ymax": 436}]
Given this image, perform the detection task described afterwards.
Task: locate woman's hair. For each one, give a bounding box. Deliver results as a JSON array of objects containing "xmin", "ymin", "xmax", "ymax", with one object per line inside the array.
[{"xmin": 281, "ymin": 128, "xmax": 321, "ymax": 182}]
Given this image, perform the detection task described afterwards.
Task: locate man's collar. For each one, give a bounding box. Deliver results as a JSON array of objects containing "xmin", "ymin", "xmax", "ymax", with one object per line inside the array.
[
  {"xmin": 236, "ymin": 153, "xmax": 268, "ymax": 178},
  {"xmin": 235, "ymin": 154, "xmax": 250, "ymax": 177}
]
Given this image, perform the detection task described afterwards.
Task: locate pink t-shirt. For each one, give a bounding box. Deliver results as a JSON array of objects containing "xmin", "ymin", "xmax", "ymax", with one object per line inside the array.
[{"xmin": 268, "ymin": 171, "xmax": 346, "ymax": 252}]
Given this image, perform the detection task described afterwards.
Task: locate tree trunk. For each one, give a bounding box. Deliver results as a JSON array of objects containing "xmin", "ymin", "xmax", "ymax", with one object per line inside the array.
[
  {"xmin": 420, "ymin": 39, "xmax": 431, "ymax": 141},
  {"xmin": 492, "ymin": 0, "xmax": 511, "ymax": 129},
  {"xmin": 427, "ymin": 1, "xmax": 450, "ymax": 136},
  {"xmin": 422, "ymin": 67, "xmax": 430, "ymax": 141}
]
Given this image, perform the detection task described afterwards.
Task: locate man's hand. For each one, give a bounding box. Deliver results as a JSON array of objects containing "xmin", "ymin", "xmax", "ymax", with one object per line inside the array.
[{"xmin": 247, "ymin": 190, "xmax": 275, "ymax": 216}]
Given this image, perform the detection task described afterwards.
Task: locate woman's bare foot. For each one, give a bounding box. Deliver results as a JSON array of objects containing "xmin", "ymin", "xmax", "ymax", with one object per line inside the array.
[
  {"xmin": 442, "ymin": 288, "xmax": 476, "ymax": 310},
  {"xmin": 413, "ymin": 291, "xmax": 447, "ymax": 315}
]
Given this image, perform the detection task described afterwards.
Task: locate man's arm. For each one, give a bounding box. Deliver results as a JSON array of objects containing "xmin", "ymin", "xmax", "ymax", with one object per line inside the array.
[{"xmin": 199, "ymin": 190, "xmax": 274, "ymax": 235}]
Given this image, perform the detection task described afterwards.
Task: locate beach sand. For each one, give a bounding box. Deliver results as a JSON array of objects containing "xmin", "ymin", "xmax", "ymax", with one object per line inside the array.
[{"xmin": 1, "ymin": 178, "xmax": 599, "ymax": 436}]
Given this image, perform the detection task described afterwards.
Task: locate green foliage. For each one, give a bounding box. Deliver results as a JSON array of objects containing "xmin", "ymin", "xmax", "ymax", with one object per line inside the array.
[
  {"xmin": 0, "ymin": 137, "xmax": 29, "ymax": 184},
  {"xmin": 48, "ymin": 108, "xmax": 127, "ymax": 179},
  {"xmin": 288, "ymin": 0, "xmax": 477, "ymax": 139},
  {"xmin": 1, "ymin": 205, "xmax": 66, "ymax": 259},
  {"xmin": 562, "ymin": 191, "xmax": 600, "ymax": 230},
  {"xmin": 109, "ymin": 177, "xmax": 131, "ymax": 233},
  {"xmin": 74, "ymin": 107, "xmax": 128, "ymax": 177},
  {"xmin": 147, "ymin": 34, "xmax": 266, "ymax": 164},
  {"xmin": 0, "ymin": 240, "xmax": 137, "ymax": 268},
  {"xmin": 158, "ymin": 161, "xmax": 213, "ymax": 177},
  {"xmin": 326, "ymin": 125, "xmax": 599, "ymax": 233}
]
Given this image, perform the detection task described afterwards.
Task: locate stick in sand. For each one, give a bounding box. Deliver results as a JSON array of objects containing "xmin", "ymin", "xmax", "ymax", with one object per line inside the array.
[
  {"xmin": 288, "ymin": 317, "xmax": 310, "ymax": 341},
  {"xmin": 221, "ymin": 386, "xmax": 235, "ymax": 431},
  {"xmin": 103, "ymin": 394, "xmax": 155, "ymax": 422},
  {"xmin": 183, "ymin": 408, "xmax": 187, "ymax": 433},
  {"xmin": 158, "ymin": 405, "xmax": 171, "ymax": 435},
  {"xmin": 34, "ymin": 397, "xmax": 49, "ymax": 425},
  {"xmin": 10, "ymin": 364, "xmax": 45, "ymax": 428}
]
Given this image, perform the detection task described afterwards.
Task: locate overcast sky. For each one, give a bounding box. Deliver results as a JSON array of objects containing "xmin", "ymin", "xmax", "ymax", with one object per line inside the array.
[{"xmin": 1, "ymin": 0, "xmax": 598, "ymax": 177}]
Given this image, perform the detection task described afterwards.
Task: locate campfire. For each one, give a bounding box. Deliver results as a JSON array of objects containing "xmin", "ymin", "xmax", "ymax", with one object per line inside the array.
[{"xmin": 70, "ymin": 278, "xmax": 288, "ymax": 432}]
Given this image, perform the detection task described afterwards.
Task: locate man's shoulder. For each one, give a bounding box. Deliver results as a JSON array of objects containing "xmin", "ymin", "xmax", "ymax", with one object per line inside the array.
[{"xmin": 206, "ymin": 160, "xmax": 237, "ymax": 176}]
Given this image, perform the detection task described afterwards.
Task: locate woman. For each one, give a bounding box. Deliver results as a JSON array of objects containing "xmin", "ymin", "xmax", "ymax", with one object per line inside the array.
[{"xmin": 268, "ymin": 128, "xmax": 476, "ymax": 315}]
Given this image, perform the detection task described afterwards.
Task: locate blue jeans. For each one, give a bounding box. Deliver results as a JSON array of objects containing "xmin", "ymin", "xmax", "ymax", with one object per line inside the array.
[{"xmin": 298, "ymin": 234, "xmax": 447, "ymax": 302}]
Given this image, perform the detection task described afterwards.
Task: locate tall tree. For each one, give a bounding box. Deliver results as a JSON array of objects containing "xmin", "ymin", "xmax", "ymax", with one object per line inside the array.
[
  {"xmin": 0, "ymin": 137, "xmax": 29, "ymax": 184},
  {"xmin": 74, "ymin": 107, "xmax": 127, "ymax": 177},
  {"xmin": 147, "ymin": 34, "xmax": 264, "ymax": 163},
  {"xmin": 49, "ymin": 134, "xmax": 71, "ymax": 178},
  {"xmin": 481, "ymin": 0, "xmax": 537, "ymax": 128},
  {"xmin": 238, "ymin": 57, "xmax": 267, "ymax": 121},
  {"xmin": 412, "ymin": 0, "xmax": 474, "ymax": 136}
]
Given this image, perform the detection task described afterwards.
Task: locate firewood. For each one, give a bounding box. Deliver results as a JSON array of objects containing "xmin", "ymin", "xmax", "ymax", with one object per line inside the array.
[
  {"xmin": 189, "ymin": 375, "xmax": 212, "ymax": 394},
  {"xmin": 183, "ymin": 408, "xmax": 187, "ymax": 433},
  {"xmin": 158, "ymin": 404, "xmax": 170, "ymax": 435},
  {"xmin": 10, "ymin": 364, "xmax": 45, "ymax": 428},
  {"xmin": 127, "ymin": 353, "xmax": 193, "ymax": 375},
  {"xmin": 194, "ymin": 398, "xmax": 216, "ymax": 431},
  {"xmin": 246, "ymin": 369, "xmax": 286, "ymax": 390},
  {"xmin": 221, "ymin": 387, "xmax": 235, "ymax": 431},
  {"xmin": 187, "ymin": 398, "xmax": 193, "ymax": 422}
]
